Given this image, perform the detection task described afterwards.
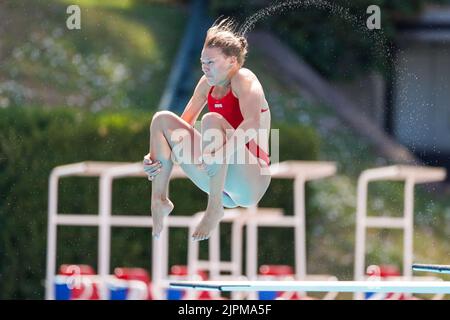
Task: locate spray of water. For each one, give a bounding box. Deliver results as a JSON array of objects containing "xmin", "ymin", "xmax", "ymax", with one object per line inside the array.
[
  {"xmin": 237, "ymin": 0, "xmax": 391, "ymax": 63},
  {"xmin": 236, "ymin": 0, "xmax": 434, "ymax": 164},
  {"xmin": 235, "ymin": 0, "xmax": 444, "ymax": 254}
]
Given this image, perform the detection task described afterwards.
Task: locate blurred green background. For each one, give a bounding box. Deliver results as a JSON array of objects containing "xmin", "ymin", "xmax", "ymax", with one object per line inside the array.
[{"xmin": 0, "ymin": 0, "xmax": 449, "ymax": 299}]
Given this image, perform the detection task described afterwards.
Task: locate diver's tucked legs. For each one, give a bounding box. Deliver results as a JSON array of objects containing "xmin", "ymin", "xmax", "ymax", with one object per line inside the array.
[{"xmin": 192, "ymin": 114, "xmax": 231, "ymax": 241}]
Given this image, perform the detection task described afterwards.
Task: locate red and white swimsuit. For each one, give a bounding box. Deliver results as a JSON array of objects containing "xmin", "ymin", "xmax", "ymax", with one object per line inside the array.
[{"xmin": 207, "ymin": 86, "xmax": 270, "ymax": 166}]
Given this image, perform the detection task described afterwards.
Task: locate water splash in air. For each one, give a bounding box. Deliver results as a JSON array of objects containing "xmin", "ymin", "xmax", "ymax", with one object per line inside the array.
[{"xmin": 238, "ymin": 0, "xmax": 391, "ymax": 59}]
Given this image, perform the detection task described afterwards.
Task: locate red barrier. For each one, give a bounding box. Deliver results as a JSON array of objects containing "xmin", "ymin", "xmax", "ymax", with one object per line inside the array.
[
  {"xmin": 58, "ymin": 264, "xmax": 99, "ymax": 299},
  {"xmin": 114, "ymin": 267, "xmax": 152, "ymax": 299}
]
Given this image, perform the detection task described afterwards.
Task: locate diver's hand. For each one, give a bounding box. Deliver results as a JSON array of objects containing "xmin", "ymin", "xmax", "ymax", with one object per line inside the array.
[
  {"xmin": 198, "ymin": 152, "xmax": 222, "ymax": 177},
  {"xmin": 143, "ymin": 153, "xmax": 162, "ymax": 181}
]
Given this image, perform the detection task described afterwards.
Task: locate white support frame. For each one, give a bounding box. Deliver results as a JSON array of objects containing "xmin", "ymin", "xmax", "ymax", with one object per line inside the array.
[
  {"xmin": 354, "ymin": 165, "xmax": 446, "ymax": 300},
  {"xmin": 46, "ymin": 160, "xmax": 340, "ymax": 300},
  {"xmin": 46, "ymin": 161, "xmax": 133, "ymax": 300},
  {"xmin": 245, "ymin": 161, "xmax": 336, "ymax": 282},
  {"xmin": 186, "ymin": 161, "xmax": 338, "ymax": 300},
  {"xmin": 45, "ymin": 161, "xmax": 188, "ymax": 300}
]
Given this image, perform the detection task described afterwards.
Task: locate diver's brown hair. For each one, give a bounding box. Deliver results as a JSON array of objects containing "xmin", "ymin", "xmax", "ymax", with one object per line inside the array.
[{"xmin": 204, "ymin": 17, "xmax": 248, "ymax": 66}]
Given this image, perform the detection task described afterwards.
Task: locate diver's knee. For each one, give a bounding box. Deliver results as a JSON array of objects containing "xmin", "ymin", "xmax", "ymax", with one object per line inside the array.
[
  {"xmin": 150, "ymin": 111, "xmax": 177, "ymax": 130},
  {"xmin": 201, "ymin": 112, "xmax": 223, "ymax": 123}
]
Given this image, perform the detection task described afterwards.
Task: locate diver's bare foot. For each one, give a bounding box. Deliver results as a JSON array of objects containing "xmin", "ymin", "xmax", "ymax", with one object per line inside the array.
[
  {"xmin": 151, "ymin": 197, "xmax": 174, "ymax": 238},
  {"xmin": 192, "ymin": 199, "xmax": 224, "ymax": 241}
]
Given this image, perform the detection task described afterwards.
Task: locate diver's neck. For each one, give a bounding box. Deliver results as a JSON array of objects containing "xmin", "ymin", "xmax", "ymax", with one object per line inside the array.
[{"xmin": 216, "ymin": 67, "xmax": 239, "ymax": 89}]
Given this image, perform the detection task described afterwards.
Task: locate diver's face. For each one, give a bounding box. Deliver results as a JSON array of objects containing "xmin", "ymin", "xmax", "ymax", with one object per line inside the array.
[{"xmin": 200, "ymin": 46, "xmax": 236, "ymax": 86}]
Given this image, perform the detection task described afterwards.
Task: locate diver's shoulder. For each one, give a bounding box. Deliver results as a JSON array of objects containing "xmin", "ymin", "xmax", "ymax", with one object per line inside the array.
[
  {"xmin": 236, "ymin": 67, "xmax": 256, "ymax": 79},
  {"xmin": 231, "ymin": 68, "xmax": 257, "ymax": 86}
]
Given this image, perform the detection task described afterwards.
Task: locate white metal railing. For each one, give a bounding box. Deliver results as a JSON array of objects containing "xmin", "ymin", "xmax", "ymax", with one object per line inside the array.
[
  {"xmin": 45, "ymin": 160, "xmax": 350, "ymax": 300},
  {"xmin": 353, "ymin": 165, "xmax": 446, "ymax": 300}
]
